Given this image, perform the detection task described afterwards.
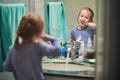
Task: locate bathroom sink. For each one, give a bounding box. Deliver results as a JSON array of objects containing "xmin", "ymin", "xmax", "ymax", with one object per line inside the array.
[
  {"xmin": 42, "ymin": 63, "xmax": 95, "ymax": 77},
  {"xmin": 42, "ymin": 58, "xmax": 74, "ymax": 64}
]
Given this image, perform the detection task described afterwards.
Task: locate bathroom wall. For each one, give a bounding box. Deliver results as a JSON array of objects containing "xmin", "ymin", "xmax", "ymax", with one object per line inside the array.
[
  {"xmin": 0, "ymin": 0, "xmax": 96, "ymax": 37},
  {"xmin": 33, "ymin": 0, "xmax": 45, "ymax": 20},
  {"xmin": 35, "ymin": 0, "xmax": 96, "ymax": 37}
]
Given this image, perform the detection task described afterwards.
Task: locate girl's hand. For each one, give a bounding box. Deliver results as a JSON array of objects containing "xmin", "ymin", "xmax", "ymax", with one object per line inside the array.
[
  {"xmin": 66, "ymin": 39, "xmax": 72, "ymax": 44},
  {"xmin": 40, "ymin": 34, "xmax": 53, "ymax": 41},
  {"xmin": 87, "ymin": 22, "xmax": 96, "ymax": 29},
  {"xmin": 50, "ymin": 38, "xmax": 59, "ymax": 45}
]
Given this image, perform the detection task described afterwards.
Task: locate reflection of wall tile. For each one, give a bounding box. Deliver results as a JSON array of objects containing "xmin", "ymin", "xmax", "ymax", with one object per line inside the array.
[
  {"xmin": 34, "ymin": 1, "xmax": 44, "ymax": 20},
  {"xmin": 44, "ymin": 0, "xmax": 62, "ymax": 2}
]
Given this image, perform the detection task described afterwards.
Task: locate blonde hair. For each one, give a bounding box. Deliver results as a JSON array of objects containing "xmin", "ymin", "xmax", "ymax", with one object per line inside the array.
[
  {"xmin": 14, "ymin": 14, "xmax": 44, "ymax": 50},
  {"xmin": 77, "ymin": 7, "xmax": 94, "ymax": 22}
]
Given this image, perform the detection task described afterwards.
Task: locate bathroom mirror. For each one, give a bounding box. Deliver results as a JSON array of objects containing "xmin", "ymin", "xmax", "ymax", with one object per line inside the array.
[
  {"xmin": 0, "ymin": 0, "xmax": 97, "ymax": 80},
  {"xmin": 32, "ymin": 0, "xmax": 97, "ymax": 79}
]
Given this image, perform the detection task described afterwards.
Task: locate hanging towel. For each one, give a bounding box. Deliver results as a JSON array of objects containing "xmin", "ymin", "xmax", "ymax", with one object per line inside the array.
[
  {"xmin": 0, "ymin": 4, "xmax": 25, "ymax": 72},
  {"xmin": 44, "ymin": 2, "xmax": 68, "ymax": 42}
]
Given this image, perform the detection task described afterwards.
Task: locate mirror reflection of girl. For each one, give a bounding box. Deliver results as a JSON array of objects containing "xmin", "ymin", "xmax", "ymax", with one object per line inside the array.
[
  {"xmin": 67, "ymin": 7, "xmax": 96, "ymax": 45},
  {"xmin": 3, "ymin": 14, "xmax": 61, "ymax": 80}
]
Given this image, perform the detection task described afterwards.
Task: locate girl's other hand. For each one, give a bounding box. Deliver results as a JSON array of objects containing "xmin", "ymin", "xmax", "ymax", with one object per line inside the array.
[
  {"xmin": 66, "ymin": 39, "xmax": 73, "ymax": 44},
  {"xmin": 87, "ymin": 22, "xmax": 96, "ymax": 29},
  {"xmin": 40, "ymin": 34, "xmax": 53, "ymax": 41}
]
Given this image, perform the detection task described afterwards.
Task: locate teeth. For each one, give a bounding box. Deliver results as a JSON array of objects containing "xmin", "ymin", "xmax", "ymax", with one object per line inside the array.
[{"xmin": 81, "ymin": 21, "xmax": 86, "ymax": 25}]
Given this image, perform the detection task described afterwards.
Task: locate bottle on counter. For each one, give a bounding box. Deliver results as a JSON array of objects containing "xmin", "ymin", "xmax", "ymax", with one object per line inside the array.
[
  {"xmin": 58, "ymin": 40, "xmax": 65, "ymax": 59},
  {"xmin": 86, "ymin": 38, "xmax": 93, "ymax": 51},
  {"xmin": 70, "ymin": 41, "xmax": 77, "ymax": 60},
  {"xmin": 78, "ymin": 41, "xmax": 85, "ymax": 61},
  {"xmin": 76, "ymin": 35, "xmax": 82, "ymax": 49},
  {"xmin": 85, "ymin": 38, "xmax": 95, "ymax": 59},
  {"xmin": 75, "ymin": 35, "xmax": 82, "ymax": 56}
]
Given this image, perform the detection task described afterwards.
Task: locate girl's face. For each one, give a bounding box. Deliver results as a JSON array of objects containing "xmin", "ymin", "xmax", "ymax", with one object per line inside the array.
[{"xmin": 78, "ymin": 9, "xmax": 92, "ymax": 28}]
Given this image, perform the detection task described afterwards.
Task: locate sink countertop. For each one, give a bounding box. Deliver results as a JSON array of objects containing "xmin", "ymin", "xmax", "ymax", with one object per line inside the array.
[{"xmin": 42, "ymin": 58, "xmax": 95, "ymax": 78}]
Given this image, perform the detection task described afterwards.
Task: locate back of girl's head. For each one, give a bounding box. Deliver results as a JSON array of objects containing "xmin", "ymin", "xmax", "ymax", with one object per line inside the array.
[
  {"xmin": 14, "ymin": 13, "xmax": 44, "ymax": 50},
  {"xmin": 77, "ymin": 7, "xmax": 94, "ymax": 22}
]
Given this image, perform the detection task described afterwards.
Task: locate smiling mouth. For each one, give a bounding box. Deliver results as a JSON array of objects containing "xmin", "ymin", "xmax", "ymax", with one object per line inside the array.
[{"xmin": 80, "ymin": 21, "xmax": 87, "ymax": 25}]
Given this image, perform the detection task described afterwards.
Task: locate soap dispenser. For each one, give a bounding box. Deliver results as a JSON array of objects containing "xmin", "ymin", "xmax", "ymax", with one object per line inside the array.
[{"xmin": 85, "ymin": 38, "xmax": 95, "ymax": 59}]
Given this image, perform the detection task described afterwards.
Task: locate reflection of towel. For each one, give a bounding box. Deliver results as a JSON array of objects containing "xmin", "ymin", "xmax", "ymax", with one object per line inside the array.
[
  {"xmin": 44, "ymin": 2, "xmax": 68, "ymax": 42},
  {"xmin": 0, "ymin": 4, "xmax": 25, "ymax": 72}
]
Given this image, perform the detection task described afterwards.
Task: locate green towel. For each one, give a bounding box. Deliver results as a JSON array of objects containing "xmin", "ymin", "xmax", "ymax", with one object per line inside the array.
[
  {"xmin": 44, "ymin": 2, "xmax": 68, "ymax": 42},
  {"xmin": 0, "ymin": 4, "xmax": 25, "ymax": 72}
]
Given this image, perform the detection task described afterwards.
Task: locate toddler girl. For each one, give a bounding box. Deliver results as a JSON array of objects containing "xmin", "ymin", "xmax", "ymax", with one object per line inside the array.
[
  {"xmin": 68, "ymin": 7, "xmax": 96, "ymax": 45},
  {"xmin": 3, "ymin": 14, "xmax": 61, "ymax": 80}
]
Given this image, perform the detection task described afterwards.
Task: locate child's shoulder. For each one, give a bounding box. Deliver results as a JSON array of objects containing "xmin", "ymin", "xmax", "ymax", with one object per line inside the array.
[
  {"xmin": 71, "ymin": 26, "xmax": 78, "ymax": 31},
  {"xmin": 9, "ymin": 45, "xmax": 13, "ymax": 50},
  {"xmin": 7, "ymin": 45, "xmax": 15, "ymax": 55},
  {"xmin": 72, "ymin": 26, "xmax": 77, "ymax": 29}
]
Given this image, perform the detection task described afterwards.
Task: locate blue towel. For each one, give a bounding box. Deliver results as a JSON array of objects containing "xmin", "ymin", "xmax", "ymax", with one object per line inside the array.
[
  {"xmin": 0, "ymin": 4, "xmax": 25, "ymax": 72},
  {"xmin": 44, "ymin": 2, "xmax": 68, "ymax": 43}
]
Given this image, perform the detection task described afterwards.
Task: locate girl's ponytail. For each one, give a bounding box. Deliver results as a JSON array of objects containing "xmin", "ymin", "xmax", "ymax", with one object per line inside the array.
[
  {"xmin": 13, "ymin": 14, "xmax": 44, "ymax": 50},
  {"xmin": 14, "ymin": 35, "xmax": 19, "ymax": 50}
]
